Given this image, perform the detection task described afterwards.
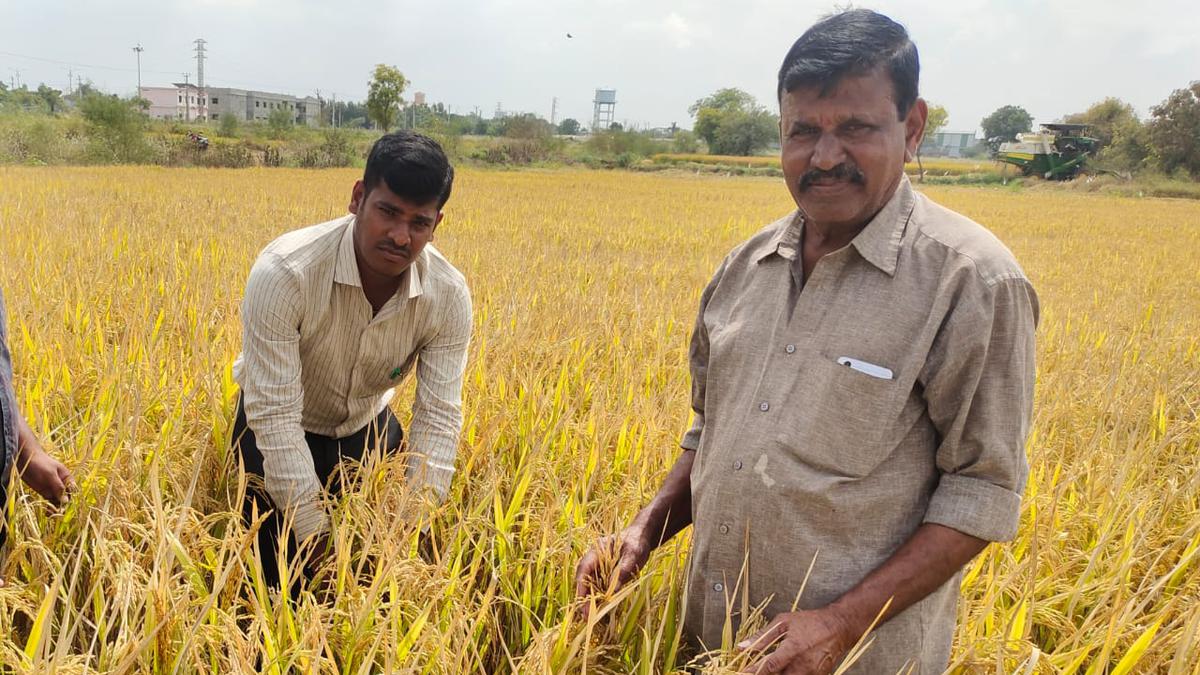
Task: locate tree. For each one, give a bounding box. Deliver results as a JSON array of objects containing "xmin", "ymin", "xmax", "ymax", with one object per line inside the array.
[
  {"xmin": 689, "ymin": 88, "xmax": 756, "ymax": 144},
  {"xmin": 1101, "ymin": 119, "xmax": 1150, "ymax": 173},
  {"xmin": 1147, "ymin": 81, "xmax": 1200, "ymax": 177},
  {"xmin": 78, "ymin": 93, "xmax": 152, "ymax": 163},
  {"xmin": 915, "ymin": 103, "xmax": 948, "ymax": 181},
  {"xmin": 713, "ymin": 110, "xmax": 777, "ymax": 156},
  {"xmin": 1064, "ymin": 97, "xmax": 1148, "ymax": 173},
  {"xmin": 267, "ymin": 107, "xmax": 293, "ymax": 139},
  {"xmin": 366, "ymin": 64, "xmax": 408, "ymax": 132},
  {"xmin": 36, "ymin": 84, "xmax": 64, "ymax": 114},
  {"xmin": 499, "ymin": 113, "xmax": 552, "ymax": 139},
  {"xmin": 0, "ymin": 85, "xmax": 44, "ymax": 113},
  {"xmin": 1063, "ymin": 98, "xmax": 1139, "ymax": 148},
  {"xmin": 330, "ymin": 99, "xmax": 371, "ymax": 129},
  {"xmin": 672, "ymin": 129, "xmax": 701, "ymax": 153},
  {"xmin": 924, "ymin": 104, "xmax": 949, "ymax": 142},
  {"xmin": 557, "ymin": 118, "xmax": 581, "ymax": 135},
  {"xmin": 63, "ymin": 81, "xmax": 98, "ymax": 108},
  {"xmin": 688, "ymin": 87, "xmax": 778, "ymax": 156},
  {"xmin": 217, "ymin": 112, "xmax": 240, "ymax": 138},
  {"xmin": 981, "ymin": 105, "xmax": 1033, "ymax": 151}
]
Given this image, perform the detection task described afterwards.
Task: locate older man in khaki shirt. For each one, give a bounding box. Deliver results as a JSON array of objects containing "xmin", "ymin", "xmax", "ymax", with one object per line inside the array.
[{"xmin": 576, "ymin": 10, "xmax": 1036, "ymax": 674}]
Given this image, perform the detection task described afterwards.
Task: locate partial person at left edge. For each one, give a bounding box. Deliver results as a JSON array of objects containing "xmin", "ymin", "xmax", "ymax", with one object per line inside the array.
[
  {"xmin": 230, "ymin": 130, "xmax": 473, "ymax": 595},
  {"xmin": 0, "ymin": 287, "xmax": 77, "ymax": 583}
]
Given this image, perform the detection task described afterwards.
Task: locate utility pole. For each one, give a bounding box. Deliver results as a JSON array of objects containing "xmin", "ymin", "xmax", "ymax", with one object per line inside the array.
[
  {"xmin": 183, "ymin": 72, "xmax": 190, "ymax": 122},
  {"xmin": 550, "ymin": 97, "xmax": 558, "ymax": 127},
  {"xmin": 193, "ymin": 38, "xmax": 206, "ymax": 120},
  {"xmin": 132, "ymin": 44, "xmax": 144, "ymax": 99},
  {"xmin": 331, "ymin": 92, "xmax": 338, "ymax": 127},
  {"xmin": 67, "ymin": 68, "xmax": 73, "ymax": 96}
]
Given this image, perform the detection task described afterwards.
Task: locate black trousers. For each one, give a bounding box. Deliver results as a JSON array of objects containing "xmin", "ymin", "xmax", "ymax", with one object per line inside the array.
[{"xmin": 232, "ymin": 398, "xmax": 403, "ymax": 593}]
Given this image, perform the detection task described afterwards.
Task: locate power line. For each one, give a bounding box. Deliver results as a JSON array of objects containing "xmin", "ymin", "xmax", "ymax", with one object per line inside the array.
[
  {"xmin": 0, "ymin": 49, "xmax": 178, "ymax": 76},
  {"xmin": 0, "ymin": 48, "xmax": 367, "ymax": 101}
]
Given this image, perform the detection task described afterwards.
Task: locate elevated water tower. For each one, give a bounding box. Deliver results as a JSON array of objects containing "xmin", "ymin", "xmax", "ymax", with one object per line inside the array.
[{"xmin": 592, "ymin": 88, "xmax": 616, "ymax": 132}]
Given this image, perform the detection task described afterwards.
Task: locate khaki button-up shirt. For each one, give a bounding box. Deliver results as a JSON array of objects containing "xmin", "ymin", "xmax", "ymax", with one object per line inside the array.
[{"xmin": 681, "ymin": 177, "xmax": 1037, "ymax": 672}]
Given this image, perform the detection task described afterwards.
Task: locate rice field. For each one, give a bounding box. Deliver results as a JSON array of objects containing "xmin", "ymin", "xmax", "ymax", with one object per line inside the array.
[
  {"xmin": 650, "ymin": 153, "xmax": 1000, "ymax": 177},
  {"xmin": 0, "ymin": 166, "xmax": 1198, "ymax": 673}
]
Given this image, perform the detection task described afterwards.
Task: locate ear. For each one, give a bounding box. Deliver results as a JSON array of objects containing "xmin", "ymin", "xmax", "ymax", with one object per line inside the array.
[
  {"xmin": 349, "ymin": 180, "xmax": 365, "ymax": 215},
  {"xmin": 431, "ymin": 211, "xmax": 445, "ymax": 238},
  {"xmin": 904, "ymin": 98, "xmax": 929, "ymax": 162}
]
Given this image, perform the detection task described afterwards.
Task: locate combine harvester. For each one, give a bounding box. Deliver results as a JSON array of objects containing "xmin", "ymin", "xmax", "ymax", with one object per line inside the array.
[{"xmin": 996, "ymin": 123, "xmax": 1098, "ymax": 180}]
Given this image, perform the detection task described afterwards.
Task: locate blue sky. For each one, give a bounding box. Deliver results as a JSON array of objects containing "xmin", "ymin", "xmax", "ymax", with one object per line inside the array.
[{"xmin": 2, "ymin": 0, "xmax": 1197, "ymax": 133}]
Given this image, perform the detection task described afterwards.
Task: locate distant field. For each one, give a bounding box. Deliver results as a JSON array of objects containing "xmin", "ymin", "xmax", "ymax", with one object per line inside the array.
[
  {"xmin": 1, "ymin": 167, "xmax": 1198, "ymax": 672},
  {"xmin": 650, "ymin": 152, "xmax": 1004, "ymax": 177}
]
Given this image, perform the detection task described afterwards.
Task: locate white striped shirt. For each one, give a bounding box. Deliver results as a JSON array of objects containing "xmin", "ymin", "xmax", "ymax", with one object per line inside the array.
[{"xmin": 233, "ymin": 215, "xmax": 472, "ymax": 542}]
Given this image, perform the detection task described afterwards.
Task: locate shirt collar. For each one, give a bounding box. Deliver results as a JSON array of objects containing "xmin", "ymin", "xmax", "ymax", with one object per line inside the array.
[
  {"xmin": 850, "ymin": 175, "xmax": 914, "ymax": 277},
  {"xmin": 334, "ymin": 216, "xmax": 362, "ymax": 287},
  {"xmin": 752, "ymin": 175, "xmax": 915, "ymax": 277},
  {"xmin": 751, "ymin": 211, "xmax": 805, "ymax": 263},
  {"xmin": 335, "ymin": 215, "xmax": 425, "ymax": 299}
]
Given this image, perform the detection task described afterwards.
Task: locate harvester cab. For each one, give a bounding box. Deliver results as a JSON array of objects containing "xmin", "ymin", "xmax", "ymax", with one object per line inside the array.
[{"xmin": 996, "ymin": 123, "xmax": 1098, "ymax": 180}]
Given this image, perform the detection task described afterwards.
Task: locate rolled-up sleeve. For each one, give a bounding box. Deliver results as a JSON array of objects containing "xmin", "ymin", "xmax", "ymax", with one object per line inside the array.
[
  {"xmin": 680, "ymin": 259, "xmax": 729, "ymax": 452},
  {"xmin": 238, "ymin": 256, "xmax": 328, "ymax": 542},
  {"xmin": 406, "ymin": 285, "xmax": 472, "ymax": 501},
  {"xmin": 920, "ymin": 275, "xmax": 1039, "ymax": 542}
]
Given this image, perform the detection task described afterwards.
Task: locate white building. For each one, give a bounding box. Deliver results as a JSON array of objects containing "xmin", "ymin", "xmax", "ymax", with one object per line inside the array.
[
  {"xmin": 141, "ymin": 83, "xmax": 208, "ymax": 122},
  {"xmin": 139, "ymin": 83, "xmax": 319, "ymax": 127},
  {"xmin": 206, "ymin": 87, "xmax": 320, "ymax": 127}
]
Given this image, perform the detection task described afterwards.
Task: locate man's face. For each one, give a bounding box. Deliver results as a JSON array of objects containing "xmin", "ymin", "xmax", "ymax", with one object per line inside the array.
[
  {"xmin": 348, "ymin": 179, "xmax": 443, "ymax": 280},
  {"xmin": 779, "ymin": 68, "xmax": 926, "ymax": 232}
]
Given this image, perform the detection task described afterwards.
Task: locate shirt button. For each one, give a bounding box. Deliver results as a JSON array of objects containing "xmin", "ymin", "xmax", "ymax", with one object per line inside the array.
[
  {"xmin": 759, "ymin": 401, "xmax": 770, "ymax": 412},
  {"xmin": 719, "ymin": 524, "xmax": 730, "ymax": 535},
  {"xmin": 713, "ymin": 582, "xmax": 724, "ymax": 592},
  {"xmin": 733, "ymin": 460, "xmax": 743, "ymax": 471},
  {"xmin": 785, "ymin": 344, "xmax": 796, "ymax": 354}
]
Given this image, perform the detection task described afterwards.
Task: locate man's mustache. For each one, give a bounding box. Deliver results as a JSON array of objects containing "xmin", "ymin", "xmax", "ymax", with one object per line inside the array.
[
  {"xmin": 799, "ymin": 164, "xmax": 866, "ymax": 190},
  {"xmin": 379, "ymin": 243, "xmax": 411, "ymax": 256}
]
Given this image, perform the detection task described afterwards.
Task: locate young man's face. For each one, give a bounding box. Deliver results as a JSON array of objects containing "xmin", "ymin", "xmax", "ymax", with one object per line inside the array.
[
  {"xmin": 348, "ymin": 179, "xmax": 443, "ymax": 280},
  {"xmin": 779, "ymin": 68, "xmax": 926, "ymax": 232}
]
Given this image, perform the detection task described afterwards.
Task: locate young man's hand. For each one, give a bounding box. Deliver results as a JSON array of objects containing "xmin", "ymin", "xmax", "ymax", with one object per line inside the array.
[
  {"xmin": 18, "ymin": 446, "xmax": 75, "ymax": 506},
  {"xmin": 301, "ymin": 532, "xmax": 337, "ymax": 602}
]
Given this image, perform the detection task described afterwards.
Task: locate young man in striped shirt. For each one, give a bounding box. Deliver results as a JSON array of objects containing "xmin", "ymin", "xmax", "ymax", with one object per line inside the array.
[{"xmin": 232, "ymin": 131, "xmax": 472, "ymax": 592}]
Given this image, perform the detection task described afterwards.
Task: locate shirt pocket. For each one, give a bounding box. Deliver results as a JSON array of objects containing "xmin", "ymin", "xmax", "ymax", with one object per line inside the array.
[
  {"xmin": 360, "ymin": 350, "xmax": 417, "ymax": 393},
  {"xmin": 774, "ymin": 351, "xmax": 906, "ymax": 478}
]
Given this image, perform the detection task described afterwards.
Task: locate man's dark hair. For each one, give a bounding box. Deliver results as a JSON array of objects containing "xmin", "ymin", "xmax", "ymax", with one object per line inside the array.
[
  {"xmin": 777, "ymin": 9, "xmax": 919, "ymax": 120},
  {"xmin": 362, "ymin": 130, "xmax": 455, "ymax": 209}
]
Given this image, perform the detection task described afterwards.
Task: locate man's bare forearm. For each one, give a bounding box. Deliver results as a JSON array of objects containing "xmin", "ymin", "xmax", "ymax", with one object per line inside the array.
[
  {"xmin": 630, "ymin": 449, "xmax": 695, "ymax": 548},
  {"xmin": 829, "ymin": 523, "xmax": 988, "ymax": 637},
  {"xmin": 15, "ymin": 412, "xmax": 41, "ymax": 462}
]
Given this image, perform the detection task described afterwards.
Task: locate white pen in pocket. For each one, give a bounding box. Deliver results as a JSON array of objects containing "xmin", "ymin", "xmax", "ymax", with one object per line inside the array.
[{"xmin": 836, "ymin": 356, "xmax": 894, "ymax": 380}]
